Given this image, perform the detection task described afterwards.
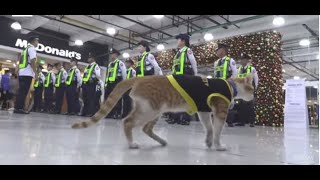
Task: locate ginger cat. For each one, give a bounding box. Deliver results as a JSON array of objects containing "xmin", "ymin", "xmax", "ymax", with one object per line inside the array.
[{"xmin": 72, "ymin": 75, "xmax": 254, "ymax": 150}]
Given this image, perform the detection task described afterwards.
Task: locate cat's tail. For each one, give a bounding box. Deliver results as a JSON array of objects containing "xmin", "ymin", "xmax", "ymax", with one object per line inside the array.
[{"xmin": 71, "ymin": 78, "xmax": 136, "ymax": 129}]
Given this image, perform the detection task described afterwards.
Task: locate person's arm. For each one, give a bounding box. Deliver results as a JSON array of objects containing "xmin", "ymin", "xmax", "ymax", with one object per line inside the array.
[
  {"xmin": 213, "ymin": 61, "xmax": 218, "ymax": 78},
  {"xmin": 230, "ymin": 58, "xmax": 238, "ymax": 78},
  {"xmin": 132, "ymin": 69, "xmax": 136, "ymax": 77},
  {"xmin": 62, "ymin": 70, "xmax": 68, "ymax": 82},
  {"xmin": 187, "ymin": 48, "xmax": 197, "ymax": 75},
  {"xmin": 119, "ymin": 61, "xmax": 127, "ymax": 80},
  {"xmin": 75, "ymin": 69, "xmax": 82, "ymax": 88},
  {"xmin": 148, "ymin": 54, "xmax": 161, "ymax": 75},
  {"xmin": 94, "ymin": 65, "xmax": 101, "ymax": 80},
  {"xmin": 51, "ymin": 72, "xmax": 56, "ymax": 84},
  {"xmin": 28, "ymin": 47, "xmax": 38, "ymax": 78},
  {"xmin": 252, "ymin": 67, "xmax": 259, "ymax": 89}
]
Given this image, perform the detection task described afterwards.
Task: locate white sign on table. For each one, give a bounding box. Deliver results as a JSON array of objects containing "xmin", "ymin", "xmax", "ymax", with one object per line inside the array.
[
  {"xmin": 283, "ymin": 79, "xmax": 311, "ymax": 164},
  {"xmin": 284, "ymin": 79, "xmax": 308, "ymax": 129}
]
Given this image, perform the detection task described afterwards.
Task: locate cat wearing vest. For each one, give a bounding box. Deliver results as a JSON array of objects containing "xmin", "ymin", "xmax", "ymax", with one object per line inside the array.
[{"xmin": 72, "ymin": 74, "xmax": 254, "ymax": 150}]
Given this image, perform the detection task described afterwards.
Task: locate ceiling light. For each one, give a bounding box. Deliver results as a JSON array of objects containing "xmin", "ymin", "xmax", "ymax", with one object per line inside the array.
[
  {"xmin": 282, "ymin": 69, "xmax": 286, "ymax": 73},
  {"xmin": 157, "ymin": 44, "xmax": 165, "ymax": 51},
  {"xmin": 122, "ymin": 52, "xmax": 130, "ymax": 58},
  {"xmin": 13, "ymin": 64, "xmax": 16, "ymax": 67},
  {"xmin": 299, "ymin": 39, "xmax": 310, "ymax": 46},
  {"xmin": 74, "ymin": 40, "xmax": 83, "ymax": 46},
  {"xmin": 11, "ymin": 22, "xmax": 21, "ymax": 30},
  {"xmin": 204, "ymin": 33, "xmax": 214, "ymax": 41},
  {"xmin": 153, "ymin": 15, "xmax": 164, "ymax": 19},
  {"xmin": 293, "ymin": 76, "xmax": 300, "ymax": 80},
  {"xmin": 207, "ymin": 75, "xmax": 213, "ymax": 79},
  {"xmin": 282, "ymin": 86, "xmax": 286, "ymax": 90},
  {"xmin": 273, "ymin": 16, "xmax": 285, "ymax": 26},
  {"xmin": 6, "ymin": 60, "xmax": 12, "ymax": 62},
  {"xmin": 12, "ymin": 15, "xmax": 33, "ymax": 17},
  {"xmin": 313, "ymin": 85, "xmax": 318, "ymax": 89},
  {"xmin": 106, "ymin": 28, "xmax": 116, "ymax": 35}
]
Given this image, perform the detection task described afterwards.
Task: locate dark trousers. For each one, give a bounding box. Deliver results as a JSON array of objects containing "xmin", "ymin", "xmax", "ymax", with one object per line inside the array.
[
  {"xmin": 122, "ymin": 90, "xmax": 132, "ymax": 118},
  {"xmin": 33, "ymin": 86, "xmax": 43, "ymax": 111},
  {"xmin": 95, "ymin": 89, "xmax": 101, "ymax": 113},
  {"xmin": 170, "ymin": 112, "xmax": 191, "ymax": 123},
  {"xmin": 238, "ymin": 100, "xmax": 255, "ymax": 124},
  {"xmin": 82, "ymin": 82, "xmax": 97, "ymax": 115},
  {"xmin": 44, "ymin": 84, "xmax": 54, "ymax": 112},
  {"xmin": 54, "ymin": 83, "xmax": 65, "ymax": 113},
  {"xmin": 66, "ymin": 83, "xmax": 80, "ymax": 114},
  {"xmin": 15, "ymin": 76, "xmax": 33, "ymax": 110},
  {"xmin": 104, "ymin": 81, "xmax": 122, "ymax": 117}
]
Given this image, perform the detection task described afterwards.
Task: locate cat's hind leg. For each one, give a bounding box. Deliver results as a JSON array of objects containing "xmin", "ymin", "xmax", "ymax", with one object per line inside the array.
[{"xmin": 142, "ymin": 116, "xmax": 167, "ymax": 146}]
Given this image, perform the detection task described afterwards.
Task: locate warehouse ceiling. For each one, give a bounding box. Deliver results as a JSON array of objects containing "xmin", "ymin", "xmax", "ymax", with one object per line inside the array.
[{"xmin": 4, "ymin": 15, "xmax": 319, "ymax": 81}]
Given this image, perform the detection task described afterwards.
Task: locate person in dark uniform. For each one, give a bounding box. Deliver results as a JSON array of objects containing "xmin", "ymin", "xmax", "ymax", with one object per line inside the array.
[
  {"xmin": 122, "ymin": 59, "xmax": 136, "ymax": 118},
  {"xmin": 213, "ymin": 43, "xmax": 238, "ymax": 127},
  {"xmin": 14, "ymin": 36, "xmax": 39, "ymax": 114},
  {"xmin": 104, "ymin": 49, "xmax": 127, "ymax": 119},
  {"xmin": 53, "ymin": 62, "xmax": 68, "ymax": 114},
  {"xmin": 81, "ymin": 55, "xmax": 101, "ymax": 117},
  {"xmin": 235, "ymin": 54, "xmax": 259, "ymax": 127},
  {"xmin": 166, "ymin": 33, "xmax": 197, "ymax": 125},
  {"xmin": 66, "ymin": 58, "xmax": 82, "ymax": 115},
  {"xmin": 136, "ymin": 40, "xmax": 163, "ymax": 77},
  {"xmin": 43, "ymin": 64, "xmax": 56, "ymax": 113},
  {"xmin": 33, "ymin": 65, "xmax": 45, "ymax": 112}
]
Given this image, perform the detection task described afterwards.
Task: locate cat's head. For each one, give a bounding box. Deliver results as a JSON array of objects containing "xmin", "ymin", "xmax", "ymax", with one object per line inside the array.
[{"xmin": 229, "ymin": 74, "xmax": 255, "ymax": 102}]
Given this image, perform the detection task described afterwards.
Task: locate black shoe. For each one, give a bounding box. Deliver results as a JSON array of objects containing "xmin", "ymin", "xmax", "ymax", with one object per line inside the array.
[
  {"xmin": 14, "ymin": 109, "xmax": 29, "ymax": 114},
  {"xmin": 228, "ymin": 123, "xmax": 234, "ymax": 127},
  {"xmin": 235, "ymin": 123, "xmax": 245, "ymax": 126},
  {"xmin": 166, "ymin": 118, "xmax": 177, "ymax": 124},
  {"xmin": 179, "ymin": 121, "xmax": 190, "ymax": 125},
  {"xmin": 249, "ymin": 123, "xmax": 255, "ymax": 127},
  {"xmin": 68, "ymin": 112, "xmax": 76, "ymax": 116}
]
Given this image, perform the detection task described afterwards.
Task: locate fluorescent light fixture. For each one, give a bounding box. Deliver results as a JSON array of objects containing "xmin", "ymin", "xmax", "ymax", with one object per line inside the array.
[
  {"xmin": 204, "ymin": 33, "xmax": 214, "ymax": 41},
  {"xmin": 106, "ymin": 28, "xmax": 116, "ymax": 35},
  {"xmin": 74, "ymin": 40, "xmax": 83, "ymax": 46},
  {"xmin": 293, "ymin": 76, "xmax": 300, "ymax": 80},
  {"xmin": 12, "ymin": 15, "xmax": 33, "ymax": 17},
  {"xmin": 273, "ymin": 16, "xmax": 285, "ymax": 26},
  {"xmin": 207, "ymin": 75, "xmax": 213, "ymax": 79},
  {"xmin": 299, "ymin": 39, "xmax": 310, "ymax": 46},
  {"xmin": 6, "ymin": 60, "xmax": 12, "ymax": 62},
  {"xmin": 282, "ymin": 69, "xmax": 286, "ymax": 72},
  {"xmin": 122, "ymin": 52, "xmax": 130, "ymax": 58},
  {"xmin": 157, "ymin": 44, "xmax": 165, "ymax": 51},
  {"xmin": 153, "ymin": 15, "xmax": 164, "ymax": 19},
  {"xmin": 11, "ymin": 22, "xmax": 21, "ymax": 30}
]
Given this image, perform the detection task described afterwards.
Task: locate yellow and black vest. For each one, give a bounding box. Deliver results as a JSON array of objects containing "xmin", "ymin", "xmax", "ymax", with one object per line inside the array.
[
  {"xmin": 105, "ymin": 59, "xmax": 122, "ymax": 86},
  {"xmin": 83, "ymin": 63, "xmax": 96, "ymax": 83},
  {"xmin": 238, "ymin": 65, "xmax": 251, "ymax": 78},
  {"xmin": 167, "ymin": 75, "xmax": 233, "ymax": 115},
  {"xmin": 54, "ymin": 70, "xmax": 63, "ymax": 88},
  {"xmin": 66, "ymin": 67, "xmax": 77, "ymax": 86},
  {"xmin": 127, "ymin": 67, "xmax": 134, "ymax": 79},
  {"xmin": 44, "ymin": 72, "xmax": 53, "ymax": 88},
  {"xmin": 136, "ymin": 52, "xmax": 154, "ymax": 77},
  {"xmin": 34, "ymin": 72, "xmax": 43, "ymax": 88},
  {"xmin": 215, "ymin": 57, "xmax": 232, "ymax": 79},
  {"xmin": 19, "ymin": 45, "xmax": 32, "ymax": 69},
  {"xmin": 171, "ymin": 47, "xmax": 193, "ymax": 75}
]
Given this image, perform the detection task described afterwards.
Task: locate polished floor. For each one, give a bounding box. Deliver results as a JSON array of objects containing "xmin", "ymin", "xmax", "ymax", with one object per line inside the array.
[{"xmin": 0, "ymin": 110, "xmax": 318, "ymax": 165}]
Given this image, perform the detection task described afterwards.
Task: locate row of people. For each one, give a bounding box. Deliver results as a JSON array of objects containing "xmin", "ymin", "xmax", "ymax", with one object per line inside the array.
[{"xmin": 14, "ymin": 35, "xmax": 259, "ymax": 127}]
